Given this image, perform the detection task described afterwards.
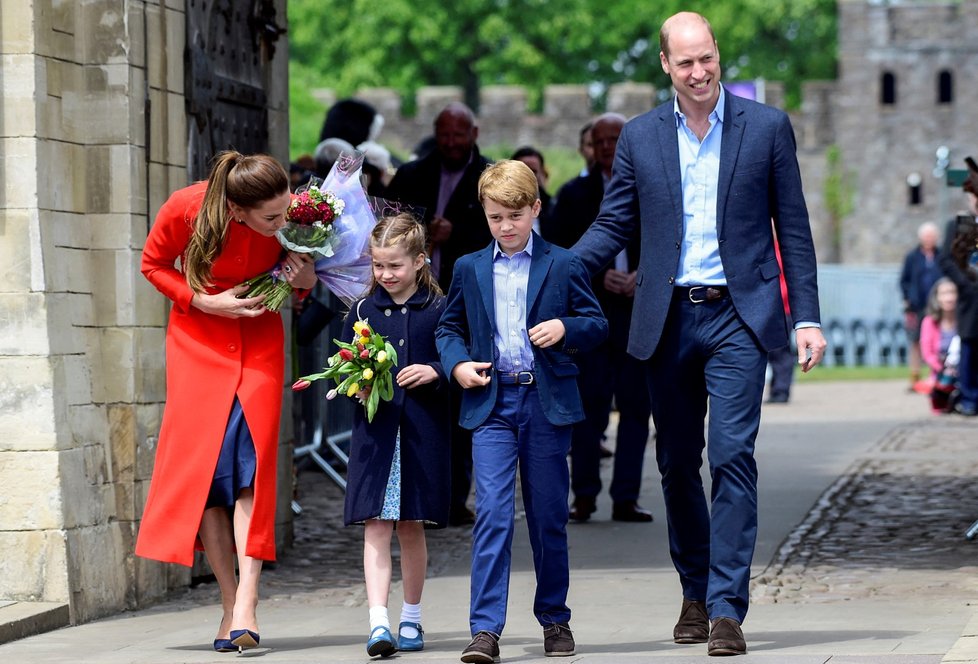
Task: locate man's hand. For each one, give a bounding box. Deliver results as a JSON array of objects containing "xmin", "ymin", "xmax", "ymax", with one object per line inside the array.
[
  {"xmin": 452, "ymin": 361, "xmax": 492, "ymax": 388},
  {"xmin": 429, "ymin": 216, "xmax": 453, "ymax": 244},
  {"xmin": 795, "ymin": 327, "xmax": 827, "ymax": 373},
  {"xmin": 528, "ymin": 319, "xmax": 566, "ymax": 348},
  {"xmin": 603, "ymin": 269, "xmax": 637, "ymax": 297}
]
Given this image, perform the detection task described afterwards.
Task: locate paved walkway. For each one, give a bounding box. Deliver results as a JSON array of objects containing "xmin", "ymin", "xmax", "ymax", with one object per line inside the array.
[{"xmin": 2, "ymin": 379, "xmax": 978, "ymax": 663}]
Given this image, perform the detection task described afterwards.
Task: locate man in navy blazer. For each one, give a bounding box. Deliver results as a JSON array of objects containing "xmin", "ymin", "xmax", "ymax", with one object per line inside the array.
[{"xmin": 572, "ymin": 12, "xmax": 826, "ymax": 656}]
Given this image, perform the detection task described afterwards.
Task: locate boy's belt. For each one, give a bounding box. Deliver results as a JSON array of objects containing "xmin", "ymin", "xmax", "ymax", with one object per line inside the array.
[{"xmin": 497, "ymin": 371, "xmax": 535, "ymax": 386}]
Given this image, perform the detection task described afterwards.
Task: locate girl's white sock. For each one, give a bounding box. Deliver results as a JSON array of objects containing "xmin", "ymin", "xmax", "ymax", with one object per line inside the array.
[
  {"xmin": 369, "ymin": 605, "xmax": 390, "ymax": 633},
  {"xmin": 399, "ymin": 601, "xmax": 422, "ymax": 638}
]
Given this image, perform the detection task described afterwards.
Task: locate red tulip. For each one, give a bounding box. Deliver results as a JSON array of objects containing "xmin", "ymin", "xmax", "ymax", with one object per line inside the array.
[
  {"xmin": 359, "ymin": 349, "xmax": 370, "ymax": 359},
  {"xmin": 339, "ymin": 349, "xmax": 354, "ymax": 361},
  {"xmin": 292, "ymin": 379, "xmax": 312, "ymax": 391}
]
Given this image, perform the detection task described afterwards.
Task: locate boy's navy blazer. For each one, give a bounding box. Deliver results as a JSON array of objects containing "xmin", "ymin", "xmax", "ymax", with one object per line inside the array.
[{"xmin": 436, "ymin": 233, "xmax": 608, "ymax": 429}]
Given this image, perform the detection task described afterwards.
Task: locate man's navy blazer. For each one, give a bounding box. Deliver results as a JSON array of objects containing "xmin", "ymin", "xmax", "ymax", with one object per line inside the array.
[
  {"xmin": 573, "ymin": 87, "xmax": 820, "ymax": 358},
  {"xmin": 436, "ymin": 234, "xmax": 609, "ymax": 429}
]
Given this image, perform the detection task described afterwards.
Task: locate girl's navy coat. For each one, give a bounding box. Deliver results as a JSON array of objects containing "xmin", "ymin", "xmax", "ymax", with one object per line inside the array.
[{"xmin": 343, "ymin": 287, "xmax": 451, "ymax": 527}]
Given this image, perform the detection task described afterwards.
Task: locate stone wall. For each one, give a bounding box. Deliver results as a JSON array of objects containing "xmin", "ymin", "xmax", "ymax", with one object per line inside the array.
[
  {"xmin": 834, "ymin": 0, "xmax": 978, "ymax": 263},
  {"xmin": 316, "ymin": 82, "xmax": 660, "ymax": 157},
  {"xmin": 0, "ymin": 0, "xmax": 291, "ymax": 625}
]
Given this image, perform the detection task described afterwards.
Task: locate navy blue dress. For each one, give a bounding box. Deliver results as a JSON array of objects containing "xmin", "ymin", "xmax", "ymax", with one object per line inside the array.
[{"xmin": 343, "ymin": 288, "xmax": 452, "ymax": 527}]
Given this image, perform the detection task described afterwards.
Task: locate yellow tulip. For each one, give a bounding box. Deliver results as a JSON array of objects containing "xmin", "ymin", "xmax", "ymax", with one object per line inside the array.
[
  {"xmin": 362, "ymin": 368, "xmax": 374, "ymax": 381},
  {"xmin": 353, "ymin": 321, "xmax": 368, "ymax": 335},
  {"xmin": 376, "ymin": 350, "xmax": 387, "ymax": 363},
  {"xmin": 347, "ymin": 382, "xmax": 360, "ymax": 397}
]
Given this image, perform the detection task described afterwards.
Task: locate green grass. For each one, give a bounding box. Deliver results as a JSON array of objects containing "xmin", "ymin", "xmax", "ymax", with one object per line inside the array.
[{"xmin": 797, "ymin": 365, "xmax": 909, "ymax": 382}]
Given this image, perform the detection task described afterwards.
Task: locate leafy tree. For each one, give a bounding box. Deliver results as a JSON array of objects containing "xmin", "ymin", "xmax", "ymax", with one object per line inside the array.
[{"xmin": 287, "ymin": 0, "xmax": 837, "ymax": 154}]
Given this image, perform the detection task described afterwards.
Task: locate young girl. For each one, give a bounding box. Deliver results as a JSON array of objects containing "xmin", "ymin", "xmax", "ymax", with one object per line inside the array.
[
  {"xmin": 343, "ymin": 213, "xmax": 451, "ymax": 657},
  {"xmin": 921, "ymin": 277, "xmax": 960, "ymax": 412}
]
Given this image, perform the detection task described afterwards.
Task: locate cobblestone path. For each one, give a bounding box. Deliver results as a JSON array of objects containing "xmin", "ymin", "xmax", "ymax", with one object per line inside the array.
[
  {"xmin": 179, "ymin": 467, "xmax": 473, "ymax": 609},
  {"xmin": 752, "ymin": 417, "xmax": 978, "ymax": 604}
]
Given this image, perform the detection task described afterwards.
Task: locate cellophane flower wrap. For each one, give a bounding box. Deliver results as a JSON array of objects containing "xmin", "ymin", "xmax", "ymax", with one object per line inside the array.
[
  {"xmin": 291, "ymin": 319, "xmax": 398, "ymax": 423},
  {"xmin": 240, "ymin": 151, "xmax": 380, "ymax": 310}
]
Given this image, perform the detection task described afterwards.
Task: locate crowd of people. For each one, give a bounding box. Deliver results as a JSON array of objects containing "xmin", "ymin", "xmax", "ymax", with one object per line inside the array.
[
  {"xmin": 901, "ymin": 157, "xmax": 978, "ymax": 416},
  {"xmin": 132, "ymin": 9, "xmax": 953, "ymax": 663}
]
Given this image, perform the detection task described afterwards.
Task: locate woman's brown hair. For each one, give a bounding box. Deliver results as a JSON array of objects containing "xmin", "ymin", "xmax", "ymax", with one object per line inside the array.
[
  {"xmin": 183, "ymin": 151, "xmax": 289, "ymax": 292},
  {"xmin": 368, "ymin": 213, "xmax": 442, "ymax": 303}
]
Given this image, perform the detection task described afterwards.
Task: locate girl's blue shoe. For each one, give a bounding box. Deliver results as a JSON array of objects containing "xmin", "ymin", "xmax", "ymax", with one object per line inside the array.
[
  {"xmin": 397, "ymin": 621, "xmax": 424, "ymax": 651},
  {"xmin": 367, "ymin": 625, "xmax": 398, "ymax": 658}
]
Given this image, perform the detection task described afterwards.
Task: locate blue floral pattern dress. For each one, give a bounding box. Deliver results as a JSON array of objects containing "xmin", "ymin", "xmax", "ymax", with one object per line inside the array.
[{"xmin": 377, "ymin": 429, "xmax": 402, "ymax": 520}]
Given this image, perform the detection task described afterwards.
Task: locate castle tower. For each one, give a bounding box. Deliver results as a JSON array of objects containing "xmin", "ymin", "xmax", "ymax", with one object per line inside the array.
[{"xmin": 834, "ymin": 0, "xmax": 978, "ymax": 262}]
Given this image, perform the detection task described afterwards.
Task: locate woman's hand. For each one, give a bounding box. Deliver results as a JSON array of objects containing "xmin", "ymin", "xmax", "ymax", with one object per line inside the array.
[
  {"xmin": 396, "ymin": 364, "xmax": 439, "ymax": 389},
  {"xmin": 282, "ymin": 251, "xmax": 317, "ymax": 289},
  {"xmin": 192, "ymin": 285, "xmax": 267, "ymax": 319}
]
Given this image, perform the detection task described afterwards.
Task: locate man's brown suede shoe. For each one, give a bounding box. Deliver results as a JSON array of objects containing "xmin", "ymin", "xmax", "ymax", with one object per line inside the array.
[
  {"xmin": 708, "ymin": 617, "xmax": 747, "ymax": 656},
  {"xmin": 673, "ymin": 599, "xmax": 709, "ymax": 644}
]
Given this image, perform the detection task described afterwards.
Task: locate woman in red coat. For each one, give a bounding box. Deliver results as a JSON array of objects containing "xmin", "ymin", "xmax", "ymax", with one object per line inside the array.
[{"xmin": 136, "ymin": 152, "xmax": 316, "ymax": 652}]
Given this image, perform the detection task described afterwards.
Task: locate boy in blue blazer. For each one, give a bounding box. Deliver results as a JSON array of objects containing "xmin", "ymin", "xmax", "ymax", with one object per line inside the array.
[{"xmin": 436, "ymin": 160, "xmax": 608, "ymax": 662}]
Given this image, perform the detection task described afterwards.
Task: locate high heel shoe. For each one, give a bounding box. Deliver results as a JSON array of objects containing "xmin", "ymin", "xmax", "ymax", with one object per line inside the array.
[
  {"xmin": 213, "ymin": 638, "xmax": 236, "ymax": 653},
  {"xmin": 229, "ymin": 629, "xmax": 260, "ymax": 652}
]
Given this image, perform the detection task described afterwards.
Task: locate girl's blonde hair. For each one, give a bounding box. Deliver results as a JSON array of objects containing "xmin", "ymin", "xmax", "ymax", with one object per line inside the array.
[
  {"xmin": 183, "ymin": 151, "xmax": 289, "ymax": 292},
  {"xmin": 368, "ymin": 213, "xmax": 442, "ymax": 301}
]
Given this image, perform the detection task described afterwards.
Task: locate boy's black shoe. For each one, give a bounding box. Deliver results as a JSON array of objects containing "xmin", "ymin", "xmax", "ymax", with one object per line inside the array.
[
  {"xmin": 543, "ymin": 622, "xmax": 575, "ymax": 657},
  {"xmin": 461, "ymin": 631, "xmax": 500, "ymax": 663}
]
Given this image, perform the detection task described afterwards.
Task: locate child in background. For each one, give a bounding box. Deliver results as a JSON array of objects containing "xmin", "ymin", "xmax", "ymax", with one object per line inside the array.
[
  {"xmin": 920, "ymin": 277, "xmax": 960, "ymax": 412},
  {"xmin": 342, "ymin": 214, "xmax": 450, "ymax": 657},
  {"xmin": 436, "ymin": 160, "xmax": 608, "ymax": 662}
]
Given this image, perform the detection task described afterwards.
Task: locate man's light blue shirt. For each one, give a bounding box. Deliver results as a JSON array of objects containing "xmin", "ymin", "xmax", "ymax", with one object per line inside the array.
[
  {"xmin": 675, "ymin": 85, "xmax": 726, "ymax": 286},
  {"xmin": 492, "ymin": 234, "xmax": 535, "ymax": 373}
]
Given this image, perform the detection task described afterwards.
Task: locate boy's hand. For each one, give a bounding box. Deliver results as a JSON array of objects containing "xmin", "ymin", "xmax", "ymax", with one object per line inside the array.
[
  {"xmin": 528, "ymin": 319, "xmax": 565, "ymax": 348},
  {"xmin": 452, "ymin": 361, "xmax": 493, "ymax": 388}
]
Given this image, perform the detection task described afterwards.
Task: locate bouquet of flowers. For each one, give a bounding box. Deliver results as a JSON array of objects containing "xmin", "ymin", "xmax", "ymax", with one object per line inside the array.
[
  {"xmin": 240, "ymin": 180, "xmax": 345, "ymax": 310},
  {"xmin": 292, "ymin": 319, "xmax": 398, "ymax": 423},
  {"xmin": 241, "ymin": 151, "xmax": 381, "ymax": 310}
]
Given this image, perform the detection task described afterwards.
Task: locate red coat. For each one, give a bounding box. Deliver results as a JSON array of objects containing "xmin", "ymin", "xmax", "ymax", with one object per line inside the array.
[{"xmin": 135, "ymin": 182, "xmax": 284, "ymax": 565}]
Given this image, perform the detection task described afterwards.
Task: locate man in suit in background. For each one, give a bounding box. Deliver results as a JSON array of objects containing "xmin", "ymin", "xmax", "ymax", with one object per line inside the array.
[
  {"xmin": 549, "ymin": 113, "xmax": 654, "ymax": 524},
  {"xmin": 572, "ymin": 11, "xmax": 826, "ymax": 656},
  {"xmin": 385, "ymin": 101, "xmax": 492, "ymax": 527}
]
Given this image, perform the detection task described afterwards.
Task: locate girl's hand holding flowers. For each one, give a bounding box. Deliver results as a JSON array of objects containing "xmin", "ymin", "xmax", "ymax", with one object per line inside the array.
[{"xmin": 291, "ymin": 319, "xmax": 398, "ymax": 422}]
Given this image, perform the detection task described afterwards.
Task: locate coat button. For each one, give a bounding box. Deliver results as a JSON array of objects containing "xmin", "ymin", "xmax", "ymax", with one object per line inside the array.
[
  {"xmin": 400, "ymin": 306, "xmax": 407, "ymax": 314},
  {"xmin": 235, "ymin": 256, "xmax": 243, "ymax": 263},
  {"xmin": 384, "ymin": 309, "xmax": 392, "ymax": 316},
  {"xmin": 399, "ymin": 339, "xmax": 405, "ymax": 347},
  {"xmin": 227, "ymin": 344, "xmax": 237, "ymax": 352},
  {"xmin": 668, "ymin": 277, "xmax": 675, "ymax": 284}
]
